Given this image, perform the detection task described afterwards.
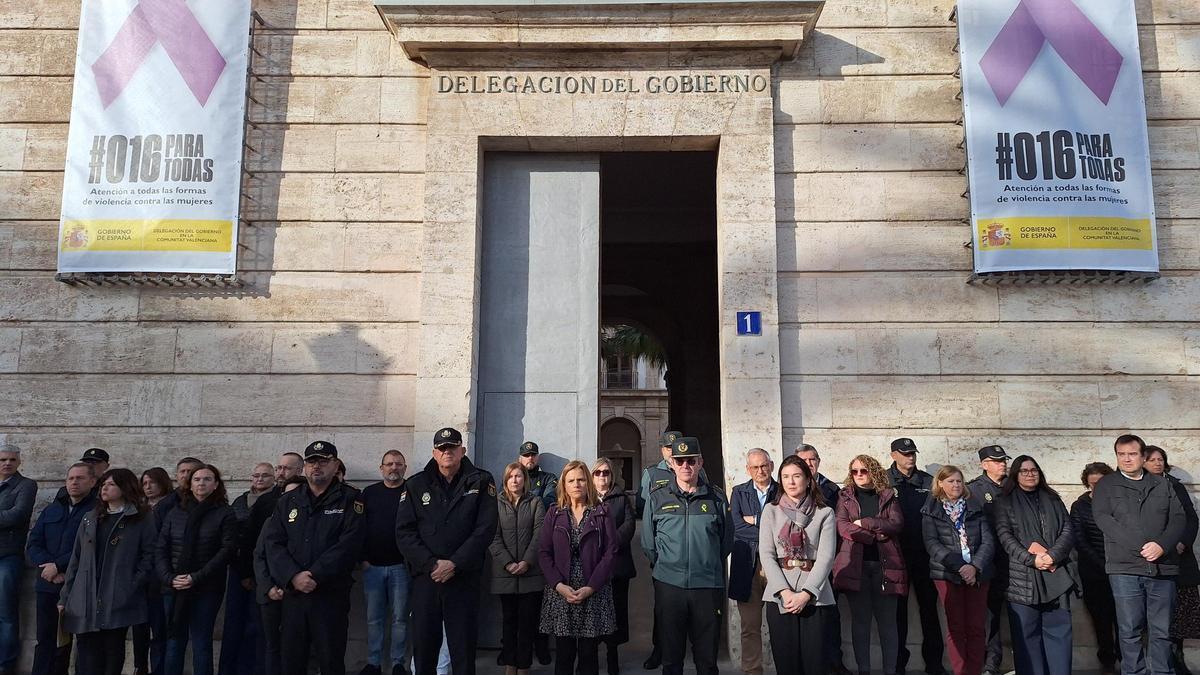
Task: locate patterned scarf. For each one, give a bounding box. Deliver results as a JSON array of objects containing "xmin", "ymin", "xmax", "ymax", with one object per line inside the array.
[
  {"xmin": 941, "ymin": 497, "xmax": 972, "ymax": 563},
  {"xmin": 776, "ymin": 493, "xmax": 816, "ymax": 560}
]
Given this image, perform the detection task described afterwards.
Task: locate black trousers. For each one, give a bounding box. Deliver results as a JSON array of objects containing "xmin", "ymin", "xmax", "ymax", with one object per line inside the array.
[
  {"xmin": 1081, "ymin": 573, "xmax": 1119, "ymax": 667},
  {"xmin": 32, "ymin": 592, "xmax": 69, "ymax": 675},
  {"xmin": 984, "ymin": 572, "xmax": 1007, "ymax": 672},
  {"xmin": 897, "ymin": 562, "xmax": 946, "ymax": 674},
  {"xmin": 76, "ymin": 626, "xmax": 128, "ymax": 675},
  {"xmin": 555, "ymin": 636, "xmax": 599, "ymax": 675},
  {"xmin": 499, "ymin": 592, "xmax": 541, "ymax": 669},
  {"xmin": 653, "ymin": 580, "xmax": 721, "ymax": 675},
  {"xmin": 279, "ymin": 589, "xmax": 350, "ymax": 675},
  {"xmin": 766, "ymin": 602, "xmax": 827, "ymax": 675},
  {"xmin": 259, "ymin": 600, "xmax": 283, "ymax": 675},
  {"xmin": 824, "ymin": 590, "xmax": 845, "ymax": 668},
  {"xmin": 411, "ymin": 572, "xmax": 481, "ymax": 675},
  {"xmin": 606, "ymin": 577, "xmax": 630, "ymax": 646}
]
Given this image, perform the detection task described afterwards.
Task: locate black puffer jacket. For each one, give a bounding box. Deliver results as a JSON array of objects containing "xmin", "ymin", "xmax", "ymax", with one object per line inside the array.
[
  {"xmin": 1168, "ymin": 475, "xmax": 1200, "ymax": 587},
  {"xmin": 1069, "ymin": 492, "xmax": 1107, "ymax": 580},
  {"xmin": 921, "ymin": 496, "xmax": 995, "ymax": 584},
  {"xmin": 994, "ymin": 489, "xmax": 1077, "ymax": 606},
  {"xmin": 154, "ymin": 498, "xmax": 238, "ymax": 592}
]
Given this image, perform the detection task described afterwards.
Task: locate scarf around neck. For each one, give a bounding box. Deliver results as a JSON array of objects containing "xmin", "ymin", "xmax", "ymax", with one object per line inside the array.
[
  {"xmin": 776, "ymin": 492, "xmax": 816, "ymax": 560},
  {"xmin": 941, "ymin": 497, "xmax": 971, "ymax": 563}
]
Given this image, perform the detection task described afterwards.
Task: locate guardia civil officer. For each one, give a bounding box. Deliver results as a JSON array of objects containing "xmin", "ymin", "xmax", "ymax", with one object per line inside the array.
[
  {"xmin": 518, "ymin": 442, "xmax": 557, "ymax": 511},
  {"xmin": 641, "ymin": 437, "xmax": 733, "ymax": 675},
  {"xmin": 396, "ymin": 428, "xmax": 498, "ymax": 675},
  {"xmin": 261, "ymin": 441, "xmax": 365, "ymax": 675},
  {"xmin": 888, "ymin": 438, "xmax": 947, "ymax": 675},
  {"xmin": 635, "ymin": 429, "xmax": 682, "ymax": 670}
]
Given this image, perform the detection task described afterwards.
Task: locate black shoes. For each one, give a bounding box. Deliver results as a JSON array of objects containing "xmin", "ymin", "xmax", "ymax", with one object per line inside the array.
[
  {"xmin": 642, "ymin": 648, "xmax": 661, "ymax": 670},
  {"xmin": 535, "ymin": 639, "xmax": 552, "ymax": 666},
  {"xmin": 359, "ymin": 665, "xmax": 382, "ymax": 675}
]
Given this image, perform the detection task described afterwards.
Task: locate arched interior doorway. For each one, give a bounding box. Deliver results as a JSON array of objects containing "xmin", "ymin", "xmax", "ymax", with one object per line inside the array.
[{"xmin": 599, "ymin": 417, "xmax": 641, "ymax": 489}]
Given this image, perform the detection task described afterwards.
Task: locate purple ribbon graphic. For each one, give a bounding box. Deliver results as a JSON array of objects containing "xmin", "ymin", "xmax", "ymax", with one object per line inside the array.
[
  {"xmin": 91, "ymin": 0, "xmax": 227, "ymax": 108},
  {"xmin": 979, "ymin": 0, "xmax": 1124, "ymax": 106}
]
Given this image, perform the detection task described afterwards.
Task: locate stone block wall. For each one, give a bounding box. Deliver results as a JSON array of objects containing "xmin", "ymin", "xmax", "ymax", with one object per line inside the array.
[{"xmin": 774, "ymin": 0, "xmax": 1200, "ymax": 495}]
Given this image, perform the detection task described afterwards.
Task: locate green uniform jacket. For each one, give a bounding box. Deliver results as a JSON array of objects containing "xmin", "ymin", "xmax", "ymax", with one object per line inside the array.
[{"xmin": 641, "ymin": 478, "xmax": 733, "ymax": 589}]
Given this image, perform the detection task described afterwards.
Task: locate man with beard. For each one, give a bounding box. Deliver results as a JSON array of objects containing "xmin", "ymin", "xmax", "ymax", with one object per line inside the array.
[{"xmin": 359, "ymin": 450, "xmax": 411, "ymax": 675}]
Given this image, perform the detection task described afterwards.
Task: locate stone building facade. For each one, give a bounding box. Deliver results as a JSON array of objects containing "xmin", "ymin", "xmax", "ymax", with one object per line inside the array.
[{"xmin": 1, "ymin": 0, "xmax": 1198, "ymax": 668}]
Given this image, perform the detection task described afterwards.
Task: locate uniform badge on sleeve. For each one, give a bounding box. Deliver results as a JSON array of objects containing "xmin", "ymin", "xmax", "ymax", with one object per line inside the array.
[
  {"xmin": 354, "ymin": 501, "xmax": 364, "ymax": 514},
  {"xmin": 288, "ymin": 508, "xmax": 298, "ymax": 523},
  {"xmin": 985, "ymin": 493, "xmax": 993, "ymax": 503},
  {"xmin": 488, "ymin": 484, "xmax": 496, "ymax": 497},
  {"xmin": 422, "ymin": 492, "xmax": 431, "ymax": 505}
]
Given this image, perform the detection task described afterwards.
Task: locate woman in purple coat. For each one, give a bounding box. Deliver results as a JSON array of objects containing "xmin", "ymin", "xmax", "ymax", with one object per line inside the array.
[{"xmin": 538, "ymin": 460, "xmax": 619, "ymax": 675}]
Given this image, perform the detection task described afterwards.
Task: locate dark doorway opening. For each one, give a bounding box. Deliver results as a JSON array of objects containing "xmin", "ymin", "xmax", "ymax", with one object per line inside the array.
[{"xmin": 599, "ymin": 151, "xmax": 722, "ymax": 485}]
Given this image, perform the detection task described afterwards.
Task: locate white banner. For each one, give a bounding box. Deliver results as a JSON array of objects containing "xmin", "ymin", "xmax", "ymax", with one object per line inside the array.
[
  {"xmin": 958, "ymin": 0, "xmax": 1157, "ymax": 274},
  {"xmin": 57, "ymin": 0, "xmax": 250, "ymax": 274}
]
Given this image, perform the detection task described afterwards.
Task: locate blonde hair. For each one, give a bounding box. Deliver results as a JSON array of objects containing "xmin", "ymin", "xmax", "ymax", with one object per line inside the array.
[
  {"xmin": 932, "ymin": 465, "xmax": 971, "ymax": 502},
  {"xmin": 501, "ymin": 462, "xmax": 528, "ymax": 504},
  {"xmin": 592, "ymin": 457, "xmax": 620, "ymax": 492},
  {"xmin": 843, "ymin": 454, "xmax": 891, "ymax": 493},
  {"xmin": 556, "ymin": 460, "xmax": 600, "ymax": 510}
]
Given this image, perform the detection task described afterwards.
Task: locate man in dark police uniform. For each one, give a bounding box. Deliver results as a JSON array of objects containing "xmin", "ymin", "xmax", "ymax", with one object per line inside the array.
[
  {"xmin": 261, "ymin": 440, "xmax": 365, "ymax": 675},
  {"xmin": 396, "ymin": 427, "xmax": 498, "ymax": 675}
]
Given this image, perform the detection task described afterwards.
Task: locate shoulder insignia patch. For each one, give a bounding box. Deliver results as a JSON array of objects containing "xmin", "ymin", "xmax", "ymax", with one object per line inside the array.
[
  {"xmin": 985, "ymin": 493, "xmax": 993, "ymax": 502},
  {"xmin": 421, "ymin": 492, "xmax": 431, "ymax": 505},
  {"xmin": 353, "ymin": 501, "xmax": 364, "ymax": 514},
  {"xmin": 488, "ymin": 484, "xmax": 496, "ymax": 497}
]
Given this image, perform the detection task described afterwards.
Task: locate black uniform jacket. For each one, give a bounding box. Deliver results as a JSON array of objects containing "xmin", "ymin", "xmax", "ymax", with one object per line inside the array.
[
  {"xmin": 395, "ymin": 457, "xmax": 498, "ymax": 576},
  {"xmin": 262, "ymin": 479, "xmax": 365, "ymax": 593}
]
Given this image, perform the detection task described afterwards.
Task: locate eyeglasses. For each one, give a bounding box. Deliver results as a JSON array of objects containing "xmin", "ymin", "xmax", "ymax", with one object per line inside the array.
[
  {"xmin": 850, "ymin": 468, "xmax": 870, "ymax": 476},
  {"xmin": 1018, "ymin": 468, "xmax": 1040, "ymax": 476},
  {"xmin": 673, "ymin": 457, "xmax": 698, "ymax": 466},
  {"xmin": 251, "ymin": 473, "xmax": 273, "ymax": 479},
  {"xmin": 593, "ymin": 470, "xmax": 611, "ymax": 477}
]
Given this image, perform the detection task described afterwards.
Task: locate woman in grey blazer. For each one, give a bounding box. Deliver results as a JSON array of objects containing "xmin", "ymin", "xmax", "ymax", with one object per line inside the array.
[
  {"xmin": 758, "ymin": 455, "xmax": 837, "ymax": 675},
  {"xmin": 59, "ymin": 468, "xmax": 157, "ymax": 675},
  {"xmin": 489, "ymin": 462, "xmax": 546, "ymax": 675}
]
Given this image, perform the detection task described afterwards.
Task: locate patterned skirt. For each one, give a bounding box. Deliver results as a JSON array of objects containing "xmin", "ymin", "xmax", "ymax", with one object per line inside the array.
[
  {"xmin": 538, "ymin": 556, "xmax": 616, "ymax": 638},
  {"xmin": 1172, "ymin": 584, "xmax": 1200, "ymax": 640}
]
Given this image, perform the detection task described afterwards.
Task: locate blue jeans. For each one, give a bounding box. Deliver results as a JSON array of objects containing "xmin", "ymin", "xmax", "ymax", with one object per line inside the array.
[
  {"xmin": 1110, "ymin": 573, "xmax": 1176, "ymax": 675},
  {"xmin": 1007, "ymin": 599, "xmax": 1072, "ymax": 675},
  {"xmin": 363, "ymin": 563, "xmax": 411, "ymax": 668},
  {"xmin": 0, "ymin": 554, "xmax": 22, "ymax": 670},
  {"xmin": 217, "ymin": 570, "xmax": 261, "ymax": 675},
  {"xmin": 163, "ymin": 590, "xmax": 224, "ymax": 675}
]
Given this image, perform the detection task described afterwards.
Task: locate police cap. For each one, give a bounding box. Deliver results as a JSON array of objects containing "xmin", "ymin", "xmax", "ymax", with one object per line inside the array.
[
  {"xmin": 304, "ymin": 440, "xmax": 338, "ymax": 460},
  {"xmin": 519, "ymin": 441, "xmax": 539, "ymax": 456},
  {"xmin": 890, "ymin": 438, "xmax": 918, "ymax": 454},
  {"xmin": 433, "ymin": 427, "xmax": 463, "ymax": 448},
  {"xmin": 659, "ymin": 430, "xmax": 683, "ymax": 447},
  {"xmin": 978, "ymin": 445, "xmax": 1011, "ymax": 461},
  {"xmin": 670, "ymin": 437, "xmax": 701, "ymax": 458},
  {"xmin": 80, "ymin": 447, "xmax": 110, "ymax": 464}
]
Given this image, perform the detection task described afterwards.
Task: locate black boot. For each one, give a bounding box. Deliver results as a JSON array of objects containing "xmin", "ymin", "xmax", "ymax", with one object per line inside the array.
[
  {"xmin": 1174, "ymin": 638, "xmax": 1194, "ymax": 675},
  {"xmin": 606, "ymin": 642, "xmax": 620, "ymax": 675},
  {"xmin": 642, "ymin": 647, "xmax": 660, "ymax": 670}
]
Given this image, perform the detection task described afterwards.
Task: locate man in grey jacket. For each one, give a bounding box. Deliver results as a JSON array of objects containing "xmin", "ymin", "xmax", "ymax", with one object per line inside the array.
[
  {"xmin": 0, "ymin": 444, "xmax": 38, "ymax": 675},
  {"xmin": 1092, "ymin": 433, "xmax": 1185, "ymax": 675}
]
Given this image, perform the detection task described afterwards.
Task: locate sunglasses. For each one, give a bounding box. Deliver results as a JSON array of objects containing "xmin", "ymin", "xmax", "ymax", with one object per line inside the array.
[
  {"xmin": 673, "ymin": 457, "xmax": 698, "ymax": 466},
  {"xmin": 850, "ymin": 468, "xmax": 871, "ymax": 476},
  {"xmin": 592, "ymin": 470, "xmax": 611, "ymax": 477}
]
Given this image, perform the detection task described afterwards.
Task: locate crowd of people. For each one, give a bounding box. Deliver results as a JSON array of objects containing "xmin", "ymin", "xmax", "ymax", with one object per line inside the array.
[{"xmin": 0, "ymin": 430, "xmax": 1194, "ymax": 675}]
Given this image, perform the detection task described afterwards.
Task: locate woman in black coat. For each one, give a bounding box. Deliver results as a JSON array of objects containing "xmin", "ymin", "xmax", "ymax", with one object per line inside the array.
[
  {"xmin": 592, "ymin": 457, "xmax": 636, "ymax": 675},
  {"xmin": 921, "ymin": 464, "xmax": 994, "ymax": 675},
  {"xmin": 994, "ymin": 455, "xmax": 1076, "ymax": 675},
  {"xmin": 59, "ymin": 468, "xmax": 157, "ymax": 675},
  {"xmin": 154, "ymin": 464, "xmax": 238, "ymax": 675},
  {"xmin": 1145, "ymin": 446, "xmax": 1200, "ymax": 675},
  {"xmin": 1070, "ymin": 462, "xmax": 1118, "ymax": 675}
]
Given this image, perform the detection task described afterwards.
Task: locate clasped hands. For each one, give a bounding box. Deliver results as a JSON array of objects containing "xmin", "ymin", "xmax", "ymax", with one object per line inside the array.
[
  {"xmin": 504, "ymin": 560, "xmax": 531, "ymax": 576},
  {"xmin": 556, "ymin": 582, "xmax": 595, "ymax": 605}
]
